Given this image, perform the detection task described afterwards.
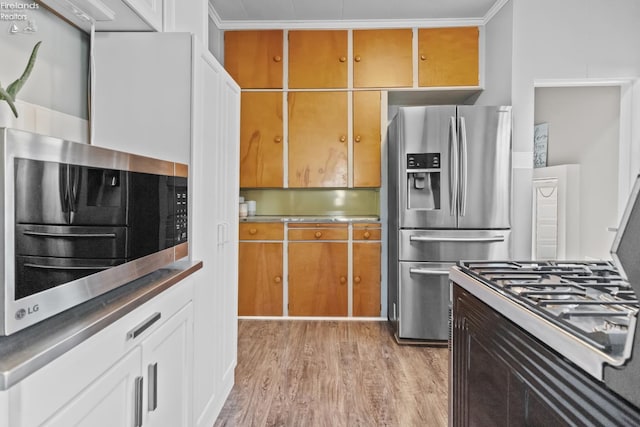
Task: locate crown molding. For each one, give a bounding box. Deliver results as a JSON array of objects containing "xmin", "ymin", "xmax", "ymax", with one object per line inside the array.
[
  {"xmin": 208, "ymin": 1, "xmax": 223, "ymax": 29},
  {"xmin": 207, "ymin": 0, "xmax": 510, "ymax": 30},
  {"xmin": 209, "ymin": 17, "xmax": 484, "ymax": 30},
  {"xmin": 483, "ymin": 0, "xmax": 510, "ymax": 24}
]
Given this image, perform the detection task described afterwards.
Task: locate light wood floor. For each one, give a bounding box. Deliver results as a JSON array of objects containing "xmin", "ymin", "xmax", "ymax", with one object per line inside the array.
[{"xmin": 214, "ymin": 320, "xmax": 449, "ymax": 427}]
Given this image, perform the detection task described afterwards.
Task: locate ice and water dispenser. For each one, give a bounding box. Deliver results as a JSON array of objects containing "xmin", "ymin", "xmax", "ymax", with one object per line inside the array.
[{"xmin": 406, "ymin": 153, "xmax": 441, "ymax": 210}]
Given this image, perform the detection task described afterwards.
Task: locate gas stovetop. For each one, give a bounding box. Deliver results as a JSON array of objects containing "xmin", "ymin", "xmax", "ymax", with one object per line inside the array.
[{"xmin": 458, "ymin": 260, "xmax": 639, "ymax": 357}]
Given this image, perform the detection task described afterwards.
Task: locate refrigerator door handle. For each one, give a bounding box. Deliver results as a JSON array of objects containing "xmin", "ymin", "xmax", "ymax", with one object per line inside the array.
[
  {"xmin": 409, "ymin": 235, "xmax": 505, "ymax": 243},
  {"xmin": 449, "ymin": 116, "xmax": 459, "ymax": 216},
  {"xmin": 459, "ymin": 116, "xmax": 468, "ymax": 217},
  {"xmin": 409, "ymin": 268, "xmax": 450, "ymax": 276}
]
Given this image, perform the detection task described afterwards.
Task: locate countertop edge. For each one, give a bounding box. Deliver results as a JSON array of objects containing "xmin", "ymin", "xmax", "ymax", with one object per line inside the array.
[
  {"xmin": 240, "ymin": 216, "xmax": 380, "ymax": 223},
  {"xmin": 0, "ymin": 260, "xmax": 203, "ymax": 391}
]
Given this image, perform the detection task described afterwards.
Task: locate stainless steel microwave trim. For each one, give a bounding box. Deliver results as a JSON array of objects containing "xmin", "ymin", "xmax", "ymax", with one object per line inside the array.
[{"xmin": 0, "ymin": 128, "xmax": 188, "ymax": 336}]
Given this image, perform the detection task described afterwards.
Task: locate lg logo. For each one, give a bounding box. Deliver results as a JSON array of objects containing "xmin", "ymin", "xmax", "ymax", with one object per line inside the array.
[{"xmin": 15, "ymin": 304, "xmax": 39, "ymax": 320}]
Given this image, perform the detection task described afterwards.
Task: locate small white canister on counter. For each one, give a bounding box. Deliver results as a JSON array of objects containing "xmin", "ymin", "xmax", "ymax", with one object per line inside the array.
[
  {"xmin": 246, "ymin": 200, "xmax": 256, "ymax": 216},
  {"xmin": 239, "ymin": 196, "xmax": 248, "ymax": 218}
]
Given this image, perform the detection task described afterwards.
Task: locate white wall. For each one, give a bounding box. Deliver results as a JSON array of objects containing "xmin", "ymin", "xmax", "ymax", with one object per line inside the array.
[
  {"xmin": 208, "ymin": 16, "xmax": 224, "ymax": 64},
  {"xmin": 0, "ymin": 2, "xmax": 88, "ymax": 119},
  {"xmin": 535, "ymin": 86, "xmax": 620, "ymax": 259},
  {"xmin": 502, "ymin": 0, "xmax": 640, "ymax": 258}
]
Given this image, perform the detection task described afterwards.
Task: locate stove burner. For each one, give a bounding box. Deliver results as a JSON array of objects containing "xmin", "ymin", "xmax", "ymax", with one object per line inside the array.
[{"xmin": 459, "ymin": 260, "xmax": 640, "ymax": 353}]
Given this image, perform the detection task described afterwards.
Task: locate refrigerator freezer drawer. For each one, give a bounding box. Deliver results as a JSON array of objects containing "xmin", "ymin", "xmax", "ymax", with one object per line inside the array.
[
  {"xmin": 398, "ymin": 261, "xmax": 451, "ymax": 340},
  {"xmin": 399, "ymin": 229, "xmax": 511, "ymax": 262}
]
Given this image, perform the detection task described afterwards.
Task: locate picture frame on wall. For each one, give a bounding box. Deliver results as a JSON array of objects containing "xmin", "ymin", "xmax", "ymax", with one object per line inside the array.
[{"xmin": 534, "ymin": 123, "xmax": 549, "ymax": 168}]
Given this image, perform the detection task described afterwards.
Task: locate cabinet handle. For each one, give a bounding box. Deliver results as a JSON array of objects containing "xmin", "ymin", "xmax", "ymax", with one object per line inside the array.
[
  {"xmin": 148, "ymin": 362, "xmax": 158, "ymax": 411},
  {"xmin": 339, "ymin": 135, "xmax": 346, "ymax": 143},
  {"xmin": 274, "ymin": 276, "xmax": 282, "ymax": 284},
  {"xmin": 127, "ymin": 312, "xmax": 161, "ymax": 340},
  {"xmin": 354, "ymin": 276, "xmax": 362, "ymax": 284},
  {"xmin": 339, "ymin": 276, "xmax": 347, "ymax": 284},
  {"xmin": 354, "ymin": 135, "xmax": 361, "ymax": 143},
  {"xmin": 314, "ymin": 231, "xmax": 322, "ymax": 238},
  {"xmin": 420, "ymin": 54, "xmax": 427, "ymax": 60},
  {"xmin": 274, "ymin": 136, "xmax": 282, "ymax": 143},
  {"xmin": 134, "ymin": 376, "xmax": 143, "ymax": 427},
  {"xmin": 273, "ymin": 55, "xmax": 282, "ymax": 62},
  {"xmin": 249, "ymin": 228, "xmax": 258, "ymax": 235},
  {"xmin": 339, "ymin": 56, "xmax": 346, "ymax": 62},
  {"xmin": 354, "ymin": 55, "xmax": 361, "ymax": 62},
  {"xmin": 363, "ymin": 231, "xmax": 371, "ymax": 239}
]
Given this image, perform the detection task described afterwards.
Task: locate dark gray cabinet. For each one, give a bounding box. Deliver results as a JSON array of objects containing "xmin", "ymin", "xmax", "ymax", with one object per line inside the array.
[{"xmin": 451, "ymin": 283, "xmax": 640, "ymax": 427}]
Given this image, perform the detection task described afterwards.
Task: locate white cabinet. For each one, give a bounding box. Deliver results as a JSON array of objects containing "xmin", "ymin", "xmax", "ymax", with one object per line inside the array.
[
  {"xmin": 191, "ymin": 42, "xmax": 240, "ymax": 427},
  {"xmin": 1, "ymin": 276, "xmax": 194, "ymax": 427},
  {"xmin": 94, "ymin": 32, "xmax": 240, "ymax": 426},
  {"xmin": 124, "ymin": 0, "xmax": 163, "ymax": 30}
]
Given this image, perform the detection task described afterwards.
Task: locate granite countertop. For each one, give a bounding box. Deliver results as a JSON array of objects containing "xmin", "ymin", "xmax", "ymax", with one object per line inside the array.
[
  {"xmin": 239, "ymin": 215, "xmax": 380, "ymax": 223},
  {"xmin": 0, "ymin": 260, "xmax": 202, "ymax": 391}
]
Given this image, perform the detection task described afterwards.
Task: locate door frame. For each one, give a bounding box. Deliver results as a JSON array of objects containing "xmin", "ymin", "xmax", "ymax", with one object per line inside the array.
[{"xmin": 533, "ymin": 77, "xmax": 638, "ymax": 222}]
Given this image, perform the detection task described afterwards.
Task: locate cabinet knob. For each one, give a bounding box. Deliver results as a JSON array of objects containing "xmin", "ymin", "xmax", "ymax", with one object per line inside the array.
[
  {"xmin": 354, "ymin": 55, "xmax": 361, "ymax": 62},
  {"xmin": 339, "ymin": 56, "xmax": 346, "ymax": 62},
  {"xmin": 420, "ymin": 54, "xmax": 427, "ymax": 61},
  {"xmin": 340, "ymin": 276, "xmax": 347, "ymax": 284},
  {"xmin": 354, "ymin": 276, "xmax": 362, "ymax": 284},
  {"xmin": 363, "ymin": 231, "xmax": 371, "ymax": 239},
  {"xmin": 354, "ymin": 135, "xmax": 361, "ymax": 143},
  {"xmin": 274, "ymin": 136, "xmax": 282, "ymax": 143},
  {"xmin": 273, "ymin": 55, "xmax": 282, "ymax": 62},
  {"xmin": 274, "ymin": 276, "xmax": 282, "ymax": 284},
  {"xmin": 339, "ymin": 135, "xmax": 346, "ymax": 143},
  {"xmin": 249, "ymin": 228, "xmax": 257, "ymax": 235},
  {"xmin": 314, "ymin": 231, "xmax": 322, "ymax": 238}
]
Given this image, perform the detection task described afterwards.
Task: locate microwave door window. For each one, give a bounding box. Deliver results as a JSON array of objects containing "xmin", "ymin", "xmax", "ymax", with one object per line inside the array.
[
  {"xmin": 15, "ymin": 159, "xmax": 70, "ymax": 225},
  {"xmin": 68, "ymin": 166, "xmax": 128, "ymax": 226}
]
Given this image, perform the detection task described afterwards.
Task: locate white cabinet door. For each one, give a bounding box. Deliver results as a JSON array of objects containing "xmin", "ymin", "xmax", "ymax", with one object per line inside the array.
[
  {"xmin": 191, "ymin": 44, "xmax": 240, "ymax": 427},
  {"xmin": 142, "ymin": 303, "xmax": 193, "ymax": 427},
  {"xmin": 41, "ymin": 348, "xmax": 141, "ymax": 427}
]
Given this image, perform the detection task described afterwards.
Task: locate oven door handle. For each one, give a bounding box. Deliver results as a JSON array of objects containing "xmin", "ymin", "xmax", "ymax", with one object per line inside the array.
[
  {"xmin": 409, "ymin": 235, "xmax": 505, "ymax": 243},
  {"xmin": 23, "ymin": 263, "xmax": 113, "ymax": 270},
  {"xmin": 22, "ymin": 231, "xmax": 117, "ymax": 239},
  {"xmin": 409, "ymin": 268, "xmax": 450, "ymax": 276}
]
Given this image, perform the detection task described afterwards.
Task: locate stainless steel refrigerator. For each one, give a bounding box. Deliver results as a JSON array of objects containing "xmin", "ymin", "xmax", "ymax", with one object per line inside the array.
[{"xmin": 388, "ymin": 105, "xmax": 512, "ymax": 342}]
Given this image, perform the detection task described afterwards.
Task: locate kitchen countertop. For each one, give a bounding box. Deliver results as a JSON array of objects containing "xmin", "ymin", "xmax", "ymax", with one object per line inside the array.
[
  {"xmin": 0, "ymin": 260, "xmax": 202, "ymax": 391},
  {"xmin": 239, "ymin": 215, "xmax": 380, "ymax": 223}
]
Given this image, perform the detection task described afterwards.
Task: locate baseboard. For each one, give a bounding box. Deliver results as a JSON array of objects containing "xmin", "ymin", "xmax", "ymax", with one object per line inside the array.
[{"xmin": 238, "ymin": 316, "xmax": 387, "ymax": 321}]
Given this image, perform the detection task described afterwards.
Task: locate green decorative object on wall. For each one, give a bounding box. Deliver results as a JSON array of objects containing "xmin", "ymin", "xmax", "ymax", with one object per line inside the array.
[{"xmin": 0, "ymin": 41, "xmax": 42, "ymax": 118}]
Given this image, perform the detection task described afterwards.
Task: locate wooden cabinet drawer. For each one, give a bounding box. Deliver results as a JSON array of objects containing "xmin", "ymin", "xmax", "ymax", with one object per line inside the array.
[
  {"xmin": 353, "ymin": 229, "xmax": 381, "ymax": 240},
  {"xmin": 288, "ymin": 227, "xmax": 348, "ymax": 241},
  {"xmin": 239, "ymin": 223, "xmax": 284, "ymax": 240}
]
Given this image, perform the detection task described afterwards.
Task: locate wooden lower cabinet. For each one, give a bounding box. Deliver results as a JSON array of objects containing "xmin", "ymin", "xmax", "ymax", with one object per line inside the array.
[
  {"xmin": 238, "ymin": 242, "xmax": 283, "ymax": 316},
  {"xmin": 353, "ymin": 242, "xmax": 381, "ymax": 317},
  {"xmin": 288, "ymin": 242, "xmax": 348, "ymax": 316}
]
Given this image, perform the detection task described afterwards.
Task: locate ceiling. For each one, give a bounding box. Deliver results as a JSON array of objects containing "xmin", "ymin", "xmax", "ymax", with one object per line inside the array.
[{"xmin": 209, "ymin": 0, "xmax": 507, "ymax": 29}]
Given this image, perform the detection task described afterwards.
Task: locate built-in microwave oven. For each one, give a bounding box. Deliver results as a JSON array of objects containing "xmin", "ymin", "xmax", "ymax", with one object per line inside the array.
[{"xmin": 1, "ymin": 128, "xmax": 189, "ymax": 336}]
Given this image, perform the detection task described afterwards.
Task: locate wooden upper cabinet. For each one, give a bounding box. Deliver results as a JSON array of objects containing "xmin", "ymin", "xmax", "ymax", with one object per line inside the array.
[
  {"xmin": 418, "ymin": 27, "xmax": 479, "ymax": 87},
  {"xmin": 288, "ymin": 91, "xmax": 348, "ymax": 187},
  {"xmin": 224, "ymin": 30, "xmax": 283, "ymax": 88},
  {"xmin": 240, "ymin": 92, "xmax": 283, "ymax": 187},
  {"xmin": 289, "ymin": 30, "xmax": 348, "ymax": 89},
  {"xmin": 353, "ymin": 91, "xmax": 381, "ymax": 187},
  {"xmin": 353, "ymin": 29, "xmax": 413, "ymax": 88}
]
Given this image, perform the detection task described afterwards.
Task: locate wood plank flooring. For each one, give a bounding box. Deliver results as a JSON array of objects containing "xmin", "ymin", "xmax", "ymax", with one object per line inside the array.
[{"xmin": 214, "ymin": 320, "xmax": 449, "ymax": 427}]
